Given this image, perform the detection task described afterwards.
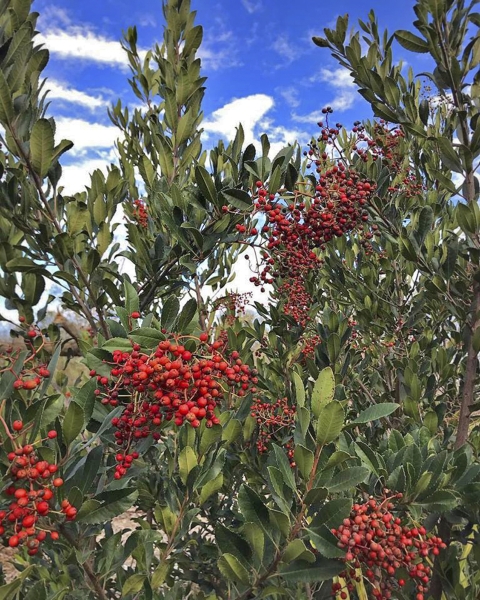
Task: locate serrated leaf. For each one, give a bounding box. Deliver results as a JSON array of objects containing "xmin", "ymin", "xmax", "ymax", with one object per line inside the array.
[
  {"xmin": 395, "ymin": 30, "xmax": 429, "ymax": 53},
  {"xmin": 279, "ymin": 557, "xmax": 343, "ymax": 583},
  {"xmin": 351, "ymin": 403, "xmax": 399, "ymax": 424},
  {"xmin": 161, "ymin": 295, "xmax": 180, "ymax": 329},
  {"xmin": 292, "ymin": 371, "xmax": 305, "ymax": 407},
  {"xmin": 311, "ymin": 367, "xmax": 335, "ymax": 417},
  {"xmin": 294, "ymin": 444, "xmax": 314, "ymax": 480},
  {"xmin": 316, "ymin": 401, "xmax": 344, "ymax": 445},
  {"xmin": 30, "ymin": 118, "xmax": 55, "ymax": 178},
  {"xmin": 177, "ymin": 298, "xmax": 197, "ymax": 331},
  {"xmin": 63, "ymin": 402, "xmax": 85, "ymax": 445},
  {"xmin": 195, "ymin": 165, "xmax": 217, "ymax": 204},
  {"xmin": 218, "ymin": 553, "xmax": 250, "ymax": 584},
  {"xmin": 122, "ymin": 574, "xmax": 145, "ymax": 596},
  {"xmin": 311, "ymin": 499, "xmax": 352, "ymax": 529},
  {"xmin": 179, "ymin": 446, "xmax": 197, "ymax": 485},
  {"xmin": 328, "ymin": 467, "xmax": 369, "ymax": 493}
]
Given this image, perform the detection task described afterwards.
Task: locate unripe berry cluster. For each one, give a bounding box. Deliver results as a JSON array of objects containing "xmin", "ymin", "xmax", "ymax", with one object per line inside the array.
[
  {"xmin": 331, "ymin": 491, "xmax": 446, "ymax": 600},
  {"xmin": 93, "ymin": 333, "xmax": 258, "ymax": 477},
  {"xmin": 250, "ymin": 397, "xmax": 296, "ymax": 466},
  {"xmin": 0, "ymin": 424, "xmax": 72, "ymax": 554}
]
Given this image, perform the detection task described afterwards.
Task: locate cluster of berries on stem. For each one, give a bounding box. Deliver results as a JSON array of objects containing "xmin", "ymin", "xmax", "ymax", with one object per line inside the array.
[
  {"xmin": 250, "ymin": 396, "xmax": 296, "ymax": 466},
  {"xmin": 0, "ymin": 421, "xmax": 73, "ymax": 554},
  {"xmin": 131, "ymin": 199, "xmax": 148, "ymax": 228},
  {"xmin": 92, "ymin": 325, "xmax": 258, "ymax": 478},
  {"xmin": 331, "ymin": 490, "xmax": 446, "ymax": 600}
]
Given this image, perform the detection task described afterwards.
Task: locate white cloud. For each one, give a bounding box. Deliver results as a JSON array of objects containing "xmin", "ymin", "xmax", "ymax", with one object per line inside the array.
[
  {"xmin": 277, "ymin": 86, "xmax": 300, "ymax": 108},
  {"xmin": 37, "ymin": 28, "xmax": 130, "ymax": 69},
  {"xmin": 46, "ymin": 80, "xmax": 111, "ymax": 110},
  {"xmin": 60, "ymin": 153, "xmax": 116, "ymax": 195},
  {"xmin": 203, "ymin": 94, "xmax": 275, "ymax": 146},
  {"xmin": 198, "ymin": 29, "xmax": 243, "ymax": 71},
  {"xmin": 293, "ymin": 67, "xmax": 358, "ymax": 121},
  {"xmin": 241, "ymin": 0, "xmax": 263, "ymax": 13},
  {"xmin": 55, "ymin": 118, "xmax": 119, "ymax": 153},
  {"xmin": 203, "ymin": 94, "xmax": 308, "ymax": 163},
  {"xmin": 271, "ymin": 35, "xmax": 304, "ymax": 66}
]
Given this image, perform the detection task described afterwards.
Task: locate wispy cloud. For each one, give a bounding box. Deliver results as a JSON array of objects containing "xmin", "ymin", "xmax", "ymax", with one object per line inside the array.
[
  {"xmin": 271, "ymin": 35, "xmax": 305, "ymax": 66},
  {"xmin": 293, "ymin": 67, "xmax": 358, "ymax": 121},
  {"xmin": 37, "ymin": 6, "xmax": 147, "ymax": 70},
  {"xmin": 242, "ymin": 0, "xmax": 263, "ymax": 13},
  {"xmin": 46, "ymin": 80, "xmax": 111, "ymax": 110},
  {"xmin": 277, "ymin": 86, "xmax": 300, "ymax": 108}
]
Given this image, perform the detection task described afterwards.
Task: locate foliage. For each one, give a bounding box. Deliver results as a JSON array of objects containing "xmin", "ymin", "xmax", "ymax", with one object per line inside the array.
[{"xmin": 0, "ymin": 0, "xmax": 479, "ymax": 599}]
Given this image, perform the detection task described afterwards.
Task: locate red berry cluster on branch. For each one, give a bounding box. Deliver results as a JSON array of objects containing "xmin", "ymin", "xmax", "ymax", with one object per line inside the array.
[
  {"xmin": 250, "ymin": 397, "xmax": 296, "ymax": 466},
  {"xmin": 214, "ymin": 292, "xmax": 252, "ymax": 325},
  {"xmin": 0, "ymin": 424, "xmax": 72, "ymax": 555},
  {"xmin": 131, "ymin": 199, "xmax": 148, "ymax": 228},
  {"xmin": 93, "ymin": 333, "xmax": 258, "ymax": 477},
  {"xmin": 331, "ymin": 491, "xmax": 446, "ymax": 600}
]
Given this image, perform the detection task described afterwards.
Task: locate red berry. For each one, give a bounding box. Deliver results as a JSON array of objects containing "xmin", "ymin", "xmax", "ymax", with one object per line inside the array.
[
  {"xmin": 131, "ymin": 312, "xmax": 141, "ymax": 319},
  {"xmin": 12, "ymin": 420, "xmax": 23, "ymax": 431},
  {"xmin": 52, "ymin": 478, "xmax": 64, "ymax": 487},
  {"xmin": 47, "ymin": 430, "xmax": 57, "ymax": 439}
]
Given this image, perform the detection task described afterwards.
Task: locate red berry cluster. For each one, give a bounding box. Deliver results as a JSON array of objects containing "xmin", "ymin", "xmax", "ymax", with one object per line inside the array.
[
  {"xmin": 250, "ymin": 397, "xmax": 296, "ymax": 466},
  {"xmin": 93, "ymin": 333, "xmax": 258, "ymax": 477},
  {"xmin": 331, "ymin": 491, "xmax": 446, "ymax": 600},
  {"xmin": 131, "ymin": 199, "xmax": 148, "ymax": 228},
  {"xmin": 352, "ymin": 120, "xmax": 425, "ymax": 199},
  {"xmin": 0, "ymin": 424, "xmax": 73, "ymax": 554},
  {"xmin": 299, "ymin": 333, "xmax": 322, "ymax": 358},
  {"xmin": 0, "ymin": 324, "xmax": 51, "ymax": 393},
  {"xmin": 214, "ymin": 292, "xmax": 252, "ymax": 325}
]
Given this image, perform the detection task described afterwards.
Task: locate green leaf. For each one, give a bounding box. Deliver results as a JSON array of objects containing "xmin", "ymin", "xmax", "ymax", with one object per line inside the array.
[
  {"xmin": 179, "ymin": 446, "xmax": 197, "ymax": 485},
  {"xmin": 161, "ymin": 295, "xmax": 180, "ymax": 330},
  {"xmin": 311, "ymin": 367, "xmax": 335, "ymax": 417},
  {"xmin": 242, "ymin": 522, "xmax": 264, "ymax": 562},
  {"xmin": 416, "ymin": 206, "xmax": 434, "ymax": 245},
  {"xmin": 0, "ymin": 566, "xmax": 34, "ymax": 600},
  {"xmin": 292, "ymin": 371, "xmax": 305, "ymax": 407},
  {"xmin": 221, "ymin": 188, "xmax": 252, "ymax": 210},
  {"xmin": 351, "ymin": 403, "xmax": 399, "ymax": 424},
  {"xmin": 316, "ymin": 401, "xmax": 344, "ymax": 445},
  {"xmin": 328, "ymin": 467, "xmax": 370, "ymax": 493},
  {"xmin": 415, "ymin": 490, "xmax": 458, "ymax": 512},
  {"xmin": 0, "ymin": 69, "xmax": 15, "ymax": 123},
  {"xmin": 395, "ymin": 30, "xmax": 429, "ymax": 53},
  {"xmin": 30, "ymin": 118, "xmax": 55, "ymax": 178},
  {"xmin": 216, "ymin": 523, "xmax": 252, "ymax": 564},
  {"xmin": 437, "ymin": 137, "xmax": 463, "ymax": 173},
  {"xmin": 199, "ymin": 472, "xmax": 224, "ymax": 504},
  {"xmin": 307, "ymin": 526, "xmax": 345, "ymax": 559},
  {"xmin": 218, "ymin": 554, "xmax": 250, "ymax": 585},
  {"xmin": 312, "ymin": 36, "xmax": 330, "ymax": 48},
  {"xmin": 273, "ymin": 444, "xmax": 296, "ymax": 491},
  {"xmin": 122, "ymin": 574, "xmax": 145, "ymax": 596},
  {"xmin": 177, "ymin": 298, "xmax": 197, "ymax": 331},
  {"xmin": 311, "ymin": 498, "xmax": 353, "ymax": 530},
  {"xmin": 283, "ymin": 539, "xmax": 310, "ymax": 563},
  {"xmin": 63, "ymin": 402, "xmax": 85, "ymax": 445},
  {"xmin": 195, "ymin": 165, "xmax": 217, "ymax": 205},
  {"xmin": 294, "ymin": 444, "xmax": 314, "ymax": 480},
  {"xmin": 77, "ymin": 489, "xmax": 138, "ymax": 524},
  {"xmin": 238, "ymin": 485, "xmax": 269, "ymax": 528},
  {"xmin": 129, "ymin": 327, "xmax": 165, "ymax": 349},
  {"xmin": 279, "ymin": 557, "xmax": 343, "ymax": 583},
  {"xmin": 124, "ymin": 279, "xmax": 139, "ymax": 314}
]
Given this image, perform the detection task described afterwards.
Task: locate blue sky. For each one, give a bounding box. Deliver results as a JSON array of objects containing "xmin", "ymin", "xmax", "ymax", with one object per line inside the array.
[
  {"xmin": 33, "ymin": 0, "xmax": 419, "ymax": 193},
  {"xmin": 0, "ymin": 0, "xmax": 422, "ymax": 325}
]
